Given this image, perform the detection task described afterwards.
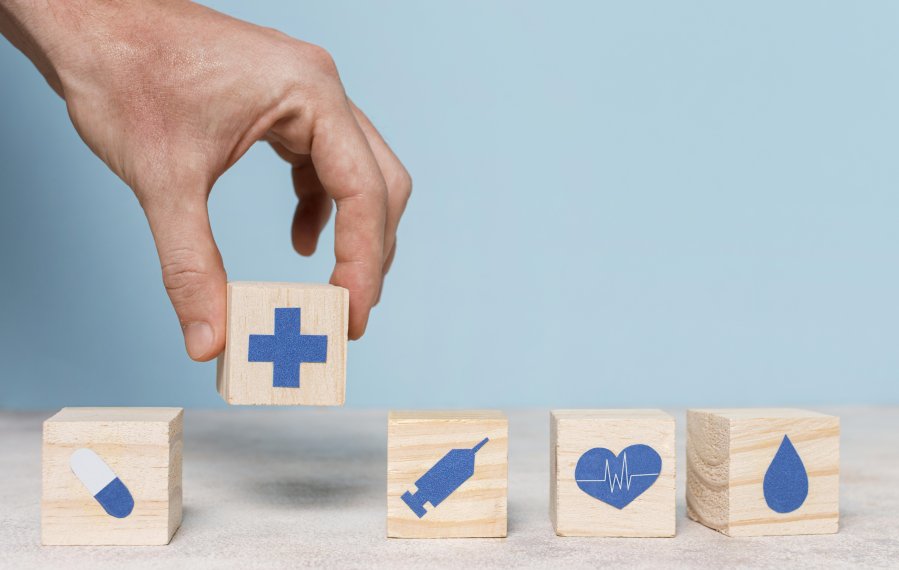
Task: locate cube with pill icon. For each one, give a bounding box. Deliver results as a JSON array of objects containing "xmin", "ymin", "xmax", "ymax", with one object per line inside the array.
[
  {"xmin": 41, "ymin": 407, "xmax": 183, "ymax": 545},
  {"xmin": 216, "ymin": 281, "xmax": 349, "ymax": 405}
]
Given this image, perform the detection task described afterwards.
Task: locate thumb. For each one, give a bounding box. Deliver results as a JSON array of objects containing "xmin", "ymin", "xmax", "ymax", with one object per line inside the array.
[{"xmin": 142, "ymin": 193, "xmax": 227, "ymax": 362}]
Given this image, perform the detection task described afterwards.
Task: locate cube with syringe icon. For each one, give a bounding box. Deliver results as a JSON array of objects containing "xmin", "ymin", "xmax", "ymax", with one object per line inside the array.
[
  {"xmin": 388, "ymin": 411, "xmax": 508, "ymax": 538},
  {"xmin": 401, "ymin": 437, "xmax": 490, "ymax": 518}
]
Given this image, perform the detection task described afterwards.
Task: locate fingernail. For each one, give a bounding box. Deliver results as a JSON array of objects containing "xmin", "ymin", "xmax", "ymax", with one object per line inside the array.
[{"xmin": 183, "ymin": 322, "xmax": 214, "ymax": 360}]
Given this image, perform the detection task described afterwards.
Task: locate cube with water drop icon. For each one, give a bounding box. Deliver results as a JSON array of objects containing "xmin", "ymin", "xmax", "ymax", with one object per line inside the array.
[
  {"xmin": 550, "ymin": 409, "xmax": 676, "ymax": 537},
  {"xmin": 41, "ymin": 407, "xmax": 184, "ymax": 545},
  {"xmin": 686, "ymin": 408, "xmax": 839, "ymax": 536}
]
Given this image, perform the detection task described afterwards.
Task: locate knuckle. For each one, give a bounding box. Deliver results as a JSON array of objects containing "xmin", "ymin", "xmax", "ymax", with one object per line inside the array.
[
  {"xmin": 389, "ymin": 166, "xmax": 413, "ymax": 205},
  {"xmin": 397, "ymin": 167, "xmax": 413, "ymax": 197},
  {"xmin": 262, "ymin": 26, "xmax": 292, "ymax": 42},
  {"xmin": 160, "ymin": 248, "xmax": 211, "ymax": 304},
  {"xmin": 300, "ymin": 43, "xmax": 339, "ymax": 79},
  {"xmin": 286, "ymin": 43, "xmax": 345, "ymax": 109}
]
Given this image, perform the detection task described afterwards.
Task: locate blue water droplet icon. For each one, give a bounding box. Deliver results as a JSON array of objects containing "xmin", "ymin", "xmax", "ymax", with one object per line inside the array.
[{"xmin": 763, "ymin": 435, "xmax": 809, "ymax": 513}]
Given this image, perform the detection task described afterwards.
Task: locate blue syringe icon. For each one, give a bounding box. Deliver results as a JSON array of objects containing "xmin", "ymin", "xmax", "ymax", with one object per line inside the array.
[{"xmin": 401, "ymin": 437, "xmax": 489, "ymax": 518}]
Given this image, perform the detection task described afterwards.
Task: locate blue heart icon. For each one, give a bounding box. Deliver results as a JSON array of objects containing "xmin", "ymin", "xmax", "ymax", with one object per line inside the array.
[{"xmin": 575, "ymin": 444, "xmax": 662, "ymax": 509}]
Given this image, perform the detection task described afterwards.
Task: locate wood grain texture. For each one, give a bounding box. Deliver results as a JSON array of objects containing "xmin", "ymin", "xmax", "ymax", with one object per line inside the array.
[
  {"xmin": 387, "ymin": 411, "xmax": 508, "ymax": 538},
  {"xmin": 550, "ymin": 409, "xmax": 676, "ymax": 537},
  {"xmin": 41, "ymin": 407, "xmax": 183, "ymax": 545},
  {"xmin": 216, "ymin": 282, "xmax": 348, "ymax": 406},
  {"xmin": 687, "ymin": 408, "xmax": 840, "ymax": 537}
]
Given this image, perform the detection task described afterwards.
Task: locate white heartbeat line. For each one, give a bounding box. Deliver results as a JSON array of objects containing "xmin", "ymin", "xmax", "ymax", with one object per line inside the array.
[{"xmin": 575, "ymin": 452, "xmax": 660, "ymax": 493}]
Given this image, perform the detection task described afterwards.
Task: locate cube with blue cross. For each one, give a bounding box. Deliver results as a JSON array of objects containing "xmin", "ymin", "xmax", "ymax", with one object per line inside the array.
[{"xmin": 216, "ymin": 281, "xmax": 349, "ymax": 405}]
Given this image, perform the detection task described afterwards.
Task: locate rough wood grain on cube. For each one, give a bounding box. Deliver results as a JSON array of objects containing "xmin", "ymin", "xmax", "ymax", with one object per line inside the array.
[
  {"xmin": 216, "ymin": 281, "xmax": 348, "ymax": 406},
  {"xmin": 41, "ymin": 407, "xmax": 183, "ymax": 546},
  {"xmin": 387, "ymin": 411, "xmax": 508, "ymax": 538},
  {"xmin": 687, "ymin": 408, "xmax": 840, "ymax": 537},
  {"xmin": 550, "ymin": 409, "xmax": 676, "ymax": 537}
]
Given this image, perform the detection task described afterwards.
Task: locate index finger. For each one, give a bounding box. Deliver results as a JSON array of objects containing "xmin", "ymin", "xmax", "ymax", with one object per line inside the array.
[{"xmin": 308, "ymin": 103, "xmax": 388, "ymax": 339}]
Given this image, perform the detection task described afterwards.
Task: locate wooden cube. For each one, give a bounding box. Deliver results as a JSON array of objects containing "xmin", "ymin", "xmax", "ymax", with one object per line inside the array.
[
  {"xmin": 41, "ymin": 407, "xmax": 183, "ymax": 545},
  {"xmin": 550, "ymin": 409, "xmax": 676, "ymax": 537},
  {"xmin": 216, "ymin": 281, "xmax": 348, "ymax": 405},
  {"xmin": 687, "ymin": 408, "xmax": 839, "ymax": 536},
  {"xmin": 387, "ymin": 411, "xmax": 508, "ymax": 538}
]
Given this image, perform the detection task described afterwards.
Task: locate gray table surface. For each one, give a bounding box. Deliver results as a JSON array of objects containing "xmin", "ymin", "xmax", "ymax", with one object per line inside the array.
[{"xmin": 2, "ymin": 408, "xmax": 897, "ymax": 569}]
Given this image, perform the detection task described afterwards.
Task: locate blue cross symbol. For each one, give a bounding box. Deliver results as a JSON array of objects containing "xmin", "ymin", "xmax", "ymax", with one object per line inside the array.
[{"xmin": 248, "ymin": 308, "xmax": 328, "ymax": 388}]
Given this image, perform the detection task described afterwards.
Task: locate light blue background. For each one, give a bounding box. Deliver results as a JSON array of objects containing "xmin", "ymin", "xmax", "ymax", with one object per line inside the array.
[{"xmin": 1, "ymin": 1, "xmax": 897, "ymax": 409}]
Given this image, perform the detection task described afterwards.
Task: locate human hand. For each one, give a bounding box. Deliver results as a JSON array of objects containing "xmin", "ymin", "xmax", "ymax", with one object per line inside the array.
[{"xmin": 0, "ymin": 0, "xmax": 411, "ymax": 360}]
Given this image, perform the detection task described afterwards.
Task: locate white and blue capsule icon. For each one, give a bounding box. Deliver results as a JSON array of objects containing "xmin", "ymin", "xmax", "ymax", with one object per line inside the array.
[{"xmin": 69, "ymin": 448, "xmax": 135, "ymax": 518}]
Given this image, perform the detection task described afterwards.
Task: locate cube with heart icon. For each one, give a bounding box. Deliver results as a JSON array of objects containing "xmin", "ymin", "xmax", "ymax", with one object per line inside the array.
[
  {"xmin": 550, "ymin": 409, "xmax": 676, "ymax": 537},
  {"xmin": 686, "ymin": 408, "xmax": 839, "ymax": 536}
]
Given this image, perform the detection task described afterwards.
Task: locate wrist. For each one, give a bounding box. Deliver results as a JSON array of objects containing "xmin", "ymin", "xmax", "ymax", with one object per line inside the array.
[
  {"xmin": 0, "ymin": 0, "xmax": 69, "ymax": 92},
  {"xmin": 0, "ymin": 0, "xmax": 192, "ymax": 97}
]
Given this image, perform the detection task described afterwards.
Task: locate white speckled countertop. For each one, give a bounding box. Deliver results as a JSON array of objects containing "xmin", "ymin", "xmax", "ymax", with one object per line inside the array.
[{"xmin": 2, "ymin": 408, "xmax": 897, "ymax": 569}]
